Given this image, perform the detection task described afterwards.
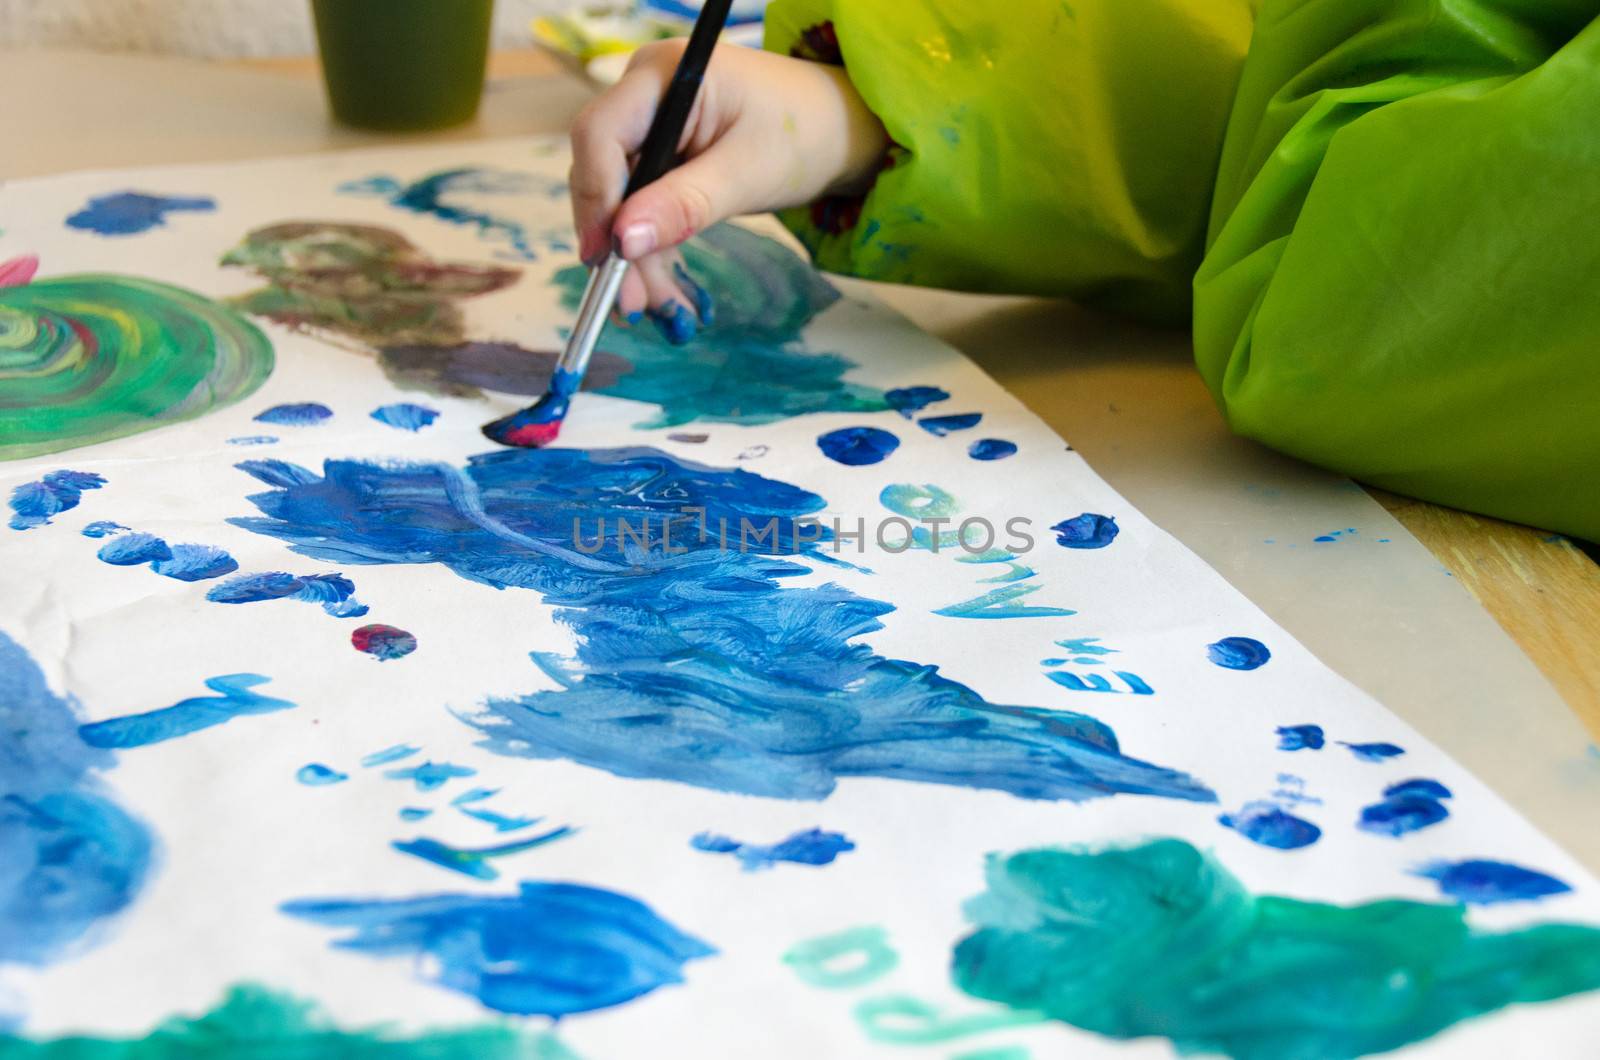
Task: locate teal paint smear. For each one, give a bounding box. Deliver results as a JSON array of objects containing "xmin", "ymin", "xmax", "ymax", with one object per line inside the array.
[
  {"xmin": 782, "ymin": 926, "xmax": 899, "ymax": 989},
  {"xmin": 0, "ymin": 982, "xmax": 579, "ymax": 1058},
  {"xmin": 953, "ymin": 838, "xmax": 1600, "ymax": 1060},
  {"xmin": 551, "ymin": 224, "xmax": 888, "ymax": 428},
  {"xmin": 854, "ymin": 995, "xmax": 1043, "ymax": 1046}
]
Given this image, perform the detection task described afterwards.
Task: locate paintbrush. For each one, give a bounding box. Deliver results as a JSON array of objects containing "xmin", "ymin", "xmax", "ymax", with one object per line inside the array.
[{"xmin": 483, "ymin": 0, "xmax": 735, "ymax": 448}]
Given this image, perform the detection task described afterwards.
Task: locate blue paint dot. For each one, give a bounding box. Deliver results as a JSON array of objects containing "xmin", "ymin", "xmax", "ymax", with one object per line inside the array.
[
  {"xmin": 1314, "ymin": 535, "xmax": 1338, "ymax": 543},
  {"xmin": 399, "ymin": 807, "xmax": 433, "ymax": 821},
  {"xmin": 1275, "ymin": 724, "xmax": 1325, "ymax": 751},
  {"xmin": 968, "ymin": 438, "xmax": 1018, "ymax": 461},
  {"xmin": 1415, "ymin": 859, "xmax": 1572, "ymax": 905},
  {"xmin": 1341, "ymin": 741, "xmax": 1406, "ymax": 762},
  {"xmin": 1384, "ymin": 778, "xmax": 1452, "ymax": 800},
  {"xmin": 884, "ymin": 386, "xmax": 949, "ymax": 418},
  {"xmin": 1207, "ymin": 637, "xmax": 1272, "ymax": 671},
  {"xmin": 1051, "ymin": 513, "xmax": 1119, "ymax": 550},
  {"xmin": 1219, "ymin": 804, "xmax": 1321, "ymax": 850},
  {"xmin": 917, "ymin": 412, "xmax": 982, "ymax": 436},
  {"xmin": 817, "ymin": 427, "xmax": 900, "ymax": 467},
  {"xmin": 1359, "ymin": 793, "xmax": 1450, "ymax": 837},
  {"xmin": 81, "ymin": 521, "xmax": 127, "ymax": 539},
  {"xmin": 297, "ymin": 763, "xmax": 348, "ymax": 786},
  {"xmin": 97, "ymin": 532, "xmax": 172, "ymax": 566},
  {"xmin": 150, "ymin": 543, "xmax": 239, "ymax": 582},
  {"xmin": 370, "ymin": 403, "xmax": 440, "ymax": 432},
  {"xmin": 254, "ymin": 403, "xmax": 333, "ymax": 427},
  {"xmin": 65, "ymin": 191, "xmax": 215, "ymax": 236}
]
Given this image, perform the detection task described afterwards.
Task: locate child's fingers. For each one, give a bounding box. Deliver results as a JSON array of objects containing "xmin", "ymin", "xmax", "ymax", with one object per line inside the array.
[
  {"xmin": 610, "ymin": 142, "xmax": 746, "ymax": 262},
  {"xmin": 636, "ymin": 251, "xmax": 699, "ymax": 346},
  {"xmin": 568, "ymin": 57, "xmax": 676, "ymax": 264},
  {"xmin": 613, "ymin": 269, "xmax": 648, "ymax": 323}
]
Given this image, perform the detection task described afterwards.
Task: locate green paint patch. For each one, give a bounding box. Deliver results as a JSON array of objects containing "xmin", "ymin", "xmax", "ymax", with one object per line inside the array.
[
  {"xmin": 552, "ymin": 224, "xmax": 888, "ymax": 428},
  {"xmin": 0, "ymin": 983, "xmax": 579, "ymax": 1059},
  {"xmin": 954, "ymin": 838, "xmax": 1600, "ymax": 1060}
]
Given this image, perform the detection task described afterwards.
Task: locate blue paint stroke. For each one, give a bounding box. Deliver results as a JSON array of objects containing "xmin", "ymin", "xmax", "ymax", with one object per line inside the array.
[
  {"xmin": 8, "ymin": 470, "xmax": 105, "ymax": 530},
  {"xmin": 1051, "ymin": 514, "xmax": 1119, "ymax": 550},
  {"xmin": 393, "ymin": 826, "xmax": 575, "ymax": 881},
  {"xmin": 65, "ymin": 191, "xmax": 215, "ymax": 236},
  {"xmin": 1218, "ymin": 802, "xmax": 1321, "ymax": 850},
  {"xmin": 884, "ymin": 386, "xmax": 949, "ymax": 418},
  {"xmin": 371, "ymin": 403, "xmax": 440, "ymax": 432},
  {"xmin": 361, "ymin": 744, "xmax": 421, "ymax": 768},
  {"xmin": 458, "ymin": 804, "xmax": 540, "ymax": 833},
  {"xmin": 968, "ymin": 439, "xmax": 1018, "ymax": 461},
  {"xmin": 450, "ymin": 788, "xmax": 496, "ymax": 805},
  {"xmin": 228, "ymin": 448, "xmax": 1214, "ymax": 806},
  {"xmin": 341, "ymin": 168, "xmax": 569, "ymax": 261},
  {"xmin": 95, "ymin": 532, "xmax": 170, "ymax": 566},
  {"xmin": 296, "ymin": 763, "xmax": 348, "ymax": 786},
  {"xmin": 1207, "ymin": 637, "xmax": 1271, "ymax": 671},
  {"xmin": 254, "ymin": 403, "xmax": 333, "ymax": 427},
  {"xmin": 1276, "ymin": 724, "xmax": 1325, "ymax": 751},
  {"xmin": 0, "ymin": 629, "xmax": 152, "ymax": 971},
  {"xmin": 1386, "ymin": 778, "xmax": 1453, "ymax": 800},
  {"xmin": 206, "ymin": 571, "xmax": 369, "ymax": 618},
  {"xmin": 917, "ymin": 413, "xmax": 982, "ymax": 436},
  {"xmin": 80, "ymin": 520, "xmax": 127, "ymax": 538},
  {"xmin": 935, "ymin": 584, "xmax": 1077, "ymax": 620},
  {"xmin": 1416, "ymin": 860, "xmax": 1573, "ymax": 905},
  {"xmin": 690, "ymin": 828, "xmax": 854, "ymax": 871},
  {"xmin": 817, "ymin": 427, "xmax": 900, "ymax": 466},
  {"xmin": 1056, "ymin": 638, "xmax": 1115, "ymax": 657},
  {"xmin": 228, "ymin": 435, "xmax": 279, "ymax": 446},
  {"xmin": 78, "ymin": 674, "xmax": 292, "ymax": 749},
  {"xmin": 1047, "ymin": 671, "xmax": 1154, "ymax": 696},
  {"xmin": 1360, "ymin": 793, "xmax": 1450, "ymax": 837},
  {"xmin": 1342, "ymin": 741, "xmax": 1406, "ymax": 762},
  {"xmin": 150, "ymin": 543, "xmax": 239, "ymax": 582},
  {"xmin": 399, "ymin": 807, "xmax": 432, "ymax": 821},
  {"xmin": 385, "ymin": 761, "xmax": 476, "ymax": 792},
  {"xmin": 281, "ymin": 881, "xmax": 716, "ymax": 1017}
]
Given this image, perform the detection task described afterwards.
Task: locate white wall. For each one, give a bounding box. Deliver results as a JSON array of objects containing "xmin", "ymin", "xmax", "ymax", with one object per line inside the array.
[{"xmin": 0, "ymin": 0, "xmax": 567, "ymax": 58}]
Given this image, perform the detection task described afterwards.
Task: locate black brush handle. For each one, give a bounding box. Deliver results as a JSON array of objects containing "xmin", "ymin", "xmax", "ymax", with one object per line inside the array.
[{"xmin": 621, "ymin": 0, "xmax": 734, "ymax": 200}]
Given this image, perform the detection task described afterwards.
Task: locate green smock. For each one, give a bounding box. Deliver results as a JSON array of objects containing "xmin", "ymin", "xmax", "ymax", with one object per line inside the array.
[{"xmin": 763, "ymin": 1, "xmax": 1600, "ymax": 541}]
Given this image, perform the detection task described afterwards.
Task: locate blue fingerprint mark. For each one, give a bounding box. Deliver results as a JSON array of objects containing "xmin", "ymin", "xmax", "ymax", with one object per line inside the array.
[
  {"xmin": 393, "ymin": 826, "xmax": 576, "ymax": 881},
  {"xmin": 1219, "ymin": 802, "xmax": 1322, "ymax": 850},
  {"xmin": 361, "ymin": 744, "xmax": 421, "ymax": 768},
  {"xmin": 968, "ymin": 439, "xmax": 1018, "ymax": 461},
  {"xmin": 81, "ymin": 520, "xmax": 127, "ymax": 538},
  {"xmin": 884, "ymin": 386, "xmax": 949, "ymax": 418},
  {"xmin": 370, "ymin": 403, "xmax": 440, "ymax": 432},
  {"xmin": 281, "ymin": 881, "xmax": 716, "ymax": 1017},
  {"xmin": 690, "ymin": 828, "xmax": 855, "ymax": 871},
  {"xmin": 226, "ymin": 448, "xmax": 1214, "ymax": 806},
  {"xmin": 296, "ymin": 763, "xmax": 348, "ymax": 786},
  {"xmin": 1276, "ymin": 724, "xmax": 1325, "ymax": 751},
  {"xmin": 818, "ymin": 427, "xmax": 900, "ymax": 466},
  {"xmin": 0, "ymin": 630, "xmax": 152, "ymax": 969},
  {"xmin": 918, "ymin": 412, "xmax": 982, "ymax": 436},
  {"xmin": 1359, "ymin": 783, "xmax": 1452, "ymax": 837},
  {"xmin": 78, "ymin": 674, "xmax": 293, "ymax": 749},
  {"xmin": 95, "ymin": 529, "xmax": 239, "ymax": 583},
  {"xmin": 385, "ymin": 761, "xmax": 477, "ymax": 792},
  {"xmin": 65, "ymin": 191, "xmax": 215, "ymax": 235},
  {"xmin": 8, "ymin": 470, "xmax": 106, "ymax": 531},
  {"xmin": 254, "ymin": 403, "xmax": 333, "ymax": 427},
  {"xmin": 206, "ymin": 571, "xmax": 369, "ymax": 618},
  {"xmin": 1208, "ymin": 637, "xmax": 1271, "ymax": 671},
  {"xmin": 1342, "ymin": 741, "xmax": 1406, "ymax": 762},
  {"xmin": 1051, "ymin": 513, "xmax": 1119, "ymax": 550},
  {"xmin": 1416, "ymin": 859, "xmax": 1572, "ymax": 905}
]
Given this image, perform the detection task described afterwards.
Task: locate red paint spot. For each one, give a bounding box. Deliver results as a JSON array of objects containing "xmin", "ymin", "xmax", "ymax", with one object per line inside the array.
[{"xmin": 351, "ymin": 623, "xmax": 417, "ymax": 661}]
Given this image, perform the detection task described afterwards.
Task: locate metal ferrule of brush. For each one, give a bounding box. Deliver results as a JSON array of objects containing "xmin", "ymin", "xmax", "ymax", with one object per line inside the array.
[{"xmin": 557, "ymin": 253, "xmax": 631, "ymax": 379}]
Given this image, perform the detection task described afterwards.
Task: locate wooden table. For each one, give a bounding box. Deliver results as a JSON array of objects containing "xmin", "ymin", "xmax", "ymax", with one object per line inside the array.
[{"xmin": 6, "ymin": 47, "xmax": 1598, "ymax": 865}]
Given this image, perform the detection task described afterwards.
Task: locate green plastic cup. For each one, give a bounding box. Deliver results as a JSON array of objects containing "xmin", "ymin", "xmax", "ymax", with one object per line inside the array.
[{"xmin": 311, "ymin": 0, "xmax": 495, "ymax": 131}]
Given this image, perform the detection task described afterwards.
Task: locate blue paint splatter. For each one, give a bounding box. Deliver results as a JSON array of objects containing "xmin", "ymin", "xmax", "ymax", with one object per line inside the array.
[
  {"xmin": 1276, "ymin": 724, "xmax": 1325, "ymax": 751},
  {"xmin": 65, "ymin": 191, "xmax": 215, "ymax": 236},
  {"xmin": 227, "ymin": 448, "xmax": 1214, "ymax": 806},
  {"xmin": 1207, "ymin": 637, "xmax": 1272, "ymax": 671},
  {"xmin": 918, "ymin": 412, "xmax": 982, "ymax": 436},
  {"xmin": 1359, "ymin": 792, "xmax": 1450, "ymax": 837},
  {"xmin": 370, "ymin": 403, "xmax": 440, "ymax": 432},
  {"xmin": 341, "ymin": 168, "xmax": 569, "ymax": 261},
  {"xmin": 1219, "ymin": 803, "xmax": 1322, "ymax": 850},
  {"xmin": 1342, "ymin": 741, "xmax": 1406, "ymax": 762},
  {"xmin": 385, "ymin": 761, "xmax": 476, "ymax": 792},
  {"xmin": 254, "ymin": 403, "xmax": 333, "ymax": 427},
  {"xmin": 228, "ymin": 435, "xmax": 279, "ymax": 446},
  {"xmin": 361, "ymin": 744, "xmax": 420, "ymax": 768},
  {"xmin": 281, "ymin": 881, "xmax": 715, "ymax": 1017},
  {"xmin": 968, "ymin": 439, "xmax": 1018, "ymax": 461},
  {"xmin": 647, "ymin": 301, "xmax": 698, "ymax": 346},
  {"xmin": 78, "ymin": 674, "xmax": 292, "ymax": 749},
  {"xmin": 1051, "ymin": 514, "xmax": 1119, "ymax": 550},
  {"xmin": 392, "ymin": 827, "xmax": 575, "ymax": 881},
  {"xmin": 399, "ymin": 807, "xmax": 432, "ymax": 821},
  {"xmin": 8, "ymin": 470, "xmax": 105, "ymax": 530},
  {"xmin": 884, "ymin": 386, "xmax": 949, "ymax": 418},
  {"xmin": 80, "ymin": 520, "xmax": 126, "ymax": 538},
  {"xmin": 690, "ymin": 828, "xmax": 854, "ymax": 871},
  {"xmin": 1416, "ymin": 860, "xmax": 1572, "ymax": 905},
  {"xmin": 296, "ymin": 763, "xmax": 347, "ymax": 786},
  {"xmin": 0, "ymin": 630, "xmax": 152, "ymax": 971},
  {"xmin": 206, "ymin": 571, "xmax": 369, "ymax": 618},
  {"xmin": 818, "ymin": 427, "xmax": 900, "ymax": 466},
  {"xmin": 95, "ymin": 531, "xmax": 240, "ymax": 584},
  {"xmin": 96, "ymin": 532, "xmax": 170, "ymax": 566}
]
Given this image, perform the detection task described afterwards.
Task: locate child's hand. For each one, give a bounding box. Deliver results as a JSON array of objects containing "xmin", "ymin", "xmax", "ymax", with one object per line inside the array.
[{"xmin": 569, "ymin": 41, "xmax": 887, "ymax": 338}]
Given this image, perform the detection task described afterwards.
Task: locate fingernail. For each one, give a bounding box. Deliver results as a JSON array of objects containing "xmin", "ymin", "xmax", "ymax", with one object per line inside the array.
[
  {"xmin": 578, "ymin": 227, "xmax": 607, "ymax": 266},
  {"xmin": 618, "ymin": 222, "xmax": 657, "ymax": 260},
  {"xmin": 648, "ymin": 302, "xmax": 696, "ymax": 345}
]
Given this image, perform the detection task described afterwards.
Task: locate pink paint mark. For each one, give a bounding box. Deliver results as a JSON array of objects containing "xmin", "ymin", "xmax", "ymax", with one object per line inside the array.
[{"xmin": 0, "ymin": 255, "xmax": 39, "ymax": 288}]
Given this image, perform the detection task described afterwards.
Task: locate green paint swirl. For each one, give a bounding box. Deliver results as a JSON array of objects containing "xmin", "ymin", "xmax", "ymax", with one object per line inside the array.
[
  {"xmin": 552, "ymin": 224, "xmax": 889, "ymax": 428},
  {"xmin": 953, "ymin": 838, "xmax": 1600, "ymax": 1060},
  {"xmin": 0, "ymin": 275, "xmax": 273, "ymax": 461},
  {"xmin": 0, "ymin": 983, "xmax": 579, "ymax": 1059}
]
